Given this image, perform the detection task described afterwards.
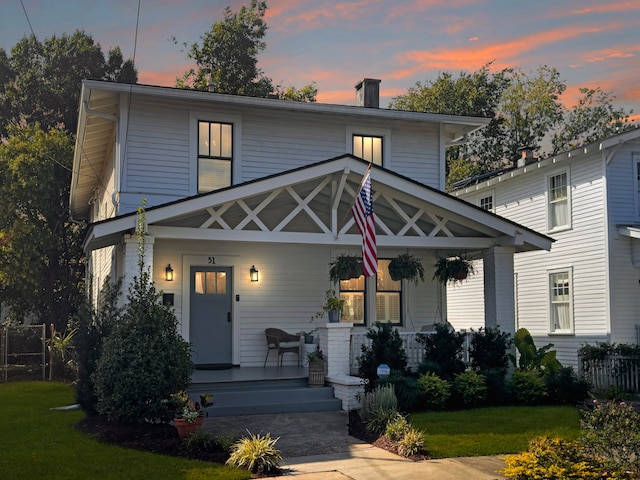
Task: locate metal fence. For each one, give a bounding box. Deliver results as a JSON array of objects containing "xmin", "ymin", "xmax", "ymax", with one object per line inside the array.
[
  {"xmin": 0, "ymin": 324, "xmax": 47, "ymax": 382},
  {"xmin": 578, "ymin": 354, "xmax": 640, "ymax": 394},
  {"xmin": 349, "ymin": 330, "xmax": 472, "ymax": 375}
]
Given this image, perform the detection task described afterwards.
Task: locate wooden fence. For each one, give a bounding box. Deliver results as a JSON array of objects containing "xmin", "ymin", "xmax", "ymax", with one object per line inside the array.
[
  {"xmin": 349, "ymin": 330, "xmax": 471, "ymax": 375},
  {"xmin": 578, "ymin": 354, "xmax": 640, "ymax": 394}
]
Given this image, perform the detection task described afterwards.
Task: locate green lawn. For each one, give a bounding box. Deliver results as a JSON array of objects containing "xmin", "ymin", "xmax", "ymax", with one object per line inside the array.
[
  {"xmin": 410, "ymin": 405, "xmax": 582, "ymax": 458},
  {"xmin": 0, "ymin": 382, "xmax": 249, "ymax": 480}
]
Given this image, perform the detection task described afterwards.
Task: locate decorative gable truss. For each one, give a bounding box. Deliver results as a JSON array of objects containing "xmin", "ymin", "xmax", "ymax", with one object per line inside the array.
[{"xmin": 85, "ymin": 156, "xmax": 550, "ymax": 254}]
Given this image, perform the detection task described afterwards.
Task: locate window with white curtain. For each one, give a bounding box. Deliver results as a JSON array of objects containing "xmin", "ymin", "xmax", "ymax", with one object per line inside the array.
[
  {"xmin": 548, "ymin": 171, "xmax": 570, "ymax": 231},
  {"xmin": 549, "ymin": 269, "xmax": 572, "ymax": 333},
  {"xmin": 353, "ymin": 134, "xmax": 383, "ymax": 166}
]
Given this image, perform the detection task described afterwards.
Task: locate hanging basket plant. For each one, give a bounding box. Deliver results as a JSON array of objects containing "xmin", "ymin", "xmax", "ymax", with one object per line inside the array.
[
  {"xmin": 329, "ymin": 254, "xmax": 363, "ymax": 282},
  {"xmin": 388, "ymin": 253, "xmax": 425, "ymax": 285},
  {"xmin": 433, "ymin": 255, "xmax": 475, "ymax": 285}
]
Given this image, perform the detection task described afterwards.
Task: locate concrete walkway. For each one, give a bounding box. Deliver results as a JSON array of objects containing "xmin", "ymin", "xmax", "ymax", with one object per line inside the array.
[{"xmin": 202, "ymin": 411, "xmax": 507, "ymax": 479}]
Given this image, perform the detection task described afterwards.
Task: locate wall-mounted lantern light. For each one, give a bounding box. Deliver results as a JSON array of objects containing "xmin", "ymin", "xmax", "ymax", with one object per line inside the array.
[
  {"xmin": 165, "ymin": 264, "xmax": 174, "ymax": 281},
  {"xmin": 250, "ymin": 265, "xmax": 259, "ymax": 282}
]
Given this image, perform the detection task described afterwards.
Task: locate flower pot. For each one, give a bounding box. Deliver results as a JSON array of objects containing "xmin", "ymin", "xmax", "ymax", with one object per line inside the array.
[
  {"xmin": 174, "ymin": 416, "xmax": 204, "ymax": 439},
  {"xmin": 308, "ymin": 361, "xmax": 325, "ymax": 387},
  {"xmin": 327, "ymin": 310, "xmax": 341, "ymax": 323},
  {"xmin": 304, "ymin": 334, "xmax": 314, "ymax": 344}
]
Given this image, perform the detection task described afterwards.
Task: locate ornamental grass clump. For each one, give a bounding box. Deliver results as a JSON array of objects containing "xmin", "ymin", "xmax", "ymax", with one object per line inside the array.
[
  {"xmin": 358, "ymin": 384, "xmax": 398, "ymax": 421},
  {"xmin": 226, "ymin": 431, "xmax": 282, "ymax": 475}
]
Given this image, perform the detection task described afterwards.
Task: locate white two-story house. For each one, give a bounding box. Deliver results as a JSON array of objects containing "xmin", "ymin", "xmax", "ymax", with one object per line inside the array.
[
  {"xmin": 70, "ymin": 78, "xmax": 552, "ymax": 374},
  {"xmin": 450, "ymin": 129, "xmax": 640, "ymax": 367}
]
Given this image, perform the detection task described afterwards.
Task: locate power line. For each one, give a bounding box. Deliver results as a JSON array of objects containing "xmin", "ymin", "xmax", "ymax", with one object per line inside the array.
[{"xmin": 18, "ymin": 0, "xmax": 37, "ymax": 39}]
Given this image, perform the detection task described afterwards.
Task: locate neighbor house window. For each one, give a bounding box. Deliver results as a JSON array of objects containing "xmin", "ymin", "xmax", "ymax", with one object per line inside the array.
[
  {"xmin": 549, "ymin": 269, "xmax": 572, "ymax": 334},
  {"xmin": 548, "ymin": 171, "xmax": 570, "ymax": 231},
  {"xmin": 635, "ymin": 154, "xmax": 640, "ymax": 216},
  {"xmin": 198, "ymin": 121, "xmax": 233, "ymax": 193},
  {"xmin": 353, "ymin": 135, "xmax": 382, "ymax": 166},
  {"xmin": 339, "ymin": 259, "xmax": 402, "ymax": 325},
  {"xmin": 479, "ymin": 194, "xmax": 494, "ymax": 212}
]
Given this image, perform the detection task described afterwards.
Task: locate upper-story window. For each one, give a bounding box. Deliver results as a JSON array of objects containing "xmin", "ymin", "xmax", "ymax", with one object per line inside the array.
[
  {"xmin": 634, "ymin": 154, "xmax": 640, "ymax": 216},
  {"xmin": 198, "ymin": 121, "xmax": 233, "ymax": 194},
  {"xmin": 549, "ymin": 269, "xmax": 573, "ymax": 334},
  {"xmin": 479, "ymin": 193, "xmax": 494, "ymax": 212},
  {"xmin": 353, "ymin": 135, "xmax": 383, "ymax": 166},
  {"xmin": 548, "ymin": 171, "xmax": 570, "ymax": 231}
]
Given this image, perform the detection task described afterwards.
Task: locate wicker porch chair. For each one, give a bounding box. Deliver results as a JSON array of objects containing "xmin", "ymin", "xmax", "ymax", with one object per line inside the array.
[{"xmin": 264, "ymin": 328, "xmax": 301, "ymax": 367}]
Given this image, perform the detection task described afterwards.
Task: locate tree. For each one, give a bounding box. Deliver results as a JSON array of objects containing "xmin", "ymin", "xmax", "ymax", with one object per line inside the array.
[
  {"xmin": 0, "ymin": 31, "xmax": 137, "ymax": 136},
  {"xmin": 390, "ymin": 64, "xmax": 635, "ymax": 188},
  {"xmin": 0, "ymin": 124, "xmax": 84, "ymax": 330},
  {"xmin": 176, "ymin": 0, "xmax": 316, "ymax": 101}
]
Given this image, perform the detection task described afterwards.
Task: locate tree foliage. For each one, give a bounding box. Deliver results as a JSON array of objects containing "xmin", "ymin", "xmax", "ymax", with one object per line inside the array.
[
  {"xmin": 390, "ymin": 63, "xmax": 635, "ymax": 187},
  {"xmin": 0, "ymin": 124, "xmax": 84, "ymax": 329},
  {"xmin": 176, "ymin": 0, "xmax": 316, "ymax": 101},
  {"xmin": 0, "ymin": 30, "xmax": 137, "ymax": 136}
]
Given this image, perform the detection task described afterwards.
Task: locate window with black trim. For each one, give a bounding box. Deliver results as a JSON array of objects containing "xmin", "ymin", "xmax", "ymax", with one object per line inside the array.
[
  {"xmin": 338, "ymin": 259, "xmax": 402, "ymax": 325},
  {"xmin": 198, "ymin": 121, "xmax": 233, "ymax": 193},
  {"xmin": 353, "ymin": 135, "xmax": 382, "ymax": 166},
  {"xmin": 479, "ymin": 194, "xmax": 493, "ymax": 211}
]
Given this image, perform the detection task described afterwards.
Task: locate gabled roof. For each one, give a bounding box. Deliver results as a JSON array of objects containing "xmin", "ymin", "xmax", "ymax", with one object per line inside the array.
[
  {"xmin": 70, "ymin": 80, "xmax": 490, "ymax": 216},
  {"xmin": 84, "ymin": 155, "xmax": 552, "ymax": 254},
  {"xmin": 452, "ymin": 127, "xmax": 640, "ymax": 195}
]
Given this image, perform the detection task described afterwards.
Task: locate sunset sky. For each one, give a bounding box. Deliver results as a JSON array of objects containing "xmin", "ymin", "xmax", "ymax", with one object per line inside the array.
[{"xmin": 2, "ymin": 0, "xmax": 639, "ymax": 120}]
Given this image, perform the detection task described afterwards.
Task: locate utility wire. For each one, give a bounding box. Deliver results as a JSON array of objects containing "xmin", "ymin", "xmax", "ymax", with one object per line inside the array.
[{"xmin": 19, "ymin": 0, "xmax": 36, "ymax": 39}]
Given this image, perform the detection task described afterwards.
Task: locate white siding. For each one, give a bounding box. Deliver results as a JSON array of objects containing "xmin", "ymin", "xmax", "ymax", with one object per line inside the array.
[
  {"xmin": 153, "ymin": 240, "xmax": 440, "ymax": 367},
  {"xmin": 113, "ymin": 96, "xmax": 443, "ymax": 215},
  {"xmin": 447, "ymin": 260, "xmax": 485, "ymax": 331},
  {"xmin": 455, "ymin": 151, "xmax": 611, "ymax": 366}
]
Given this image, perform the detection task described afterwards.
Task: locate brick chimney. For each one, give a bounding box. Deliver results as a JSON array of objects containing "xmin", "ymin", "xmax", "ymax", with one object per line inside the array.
[
  {"xmin": 517, "ymin": 147, "xmax": 538, "ymax": 168},
  {"xmin": 355, "ymin": 78, "xmax": 381, "ymax": 108}
]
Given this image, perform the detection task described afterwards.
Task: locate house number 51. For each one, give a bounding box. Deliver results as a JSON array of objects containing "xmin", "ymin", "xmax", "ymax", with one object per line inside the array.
[{"xmin": 208, "ymin": 256, "xmax": 215, "ymax": 264}]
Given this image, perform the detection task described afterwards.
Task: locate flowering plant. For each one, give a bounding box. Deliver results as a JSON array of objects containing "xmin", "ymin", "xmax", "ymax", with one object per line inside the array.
[
  {"xmin": 171, "ymin": 390, "xmax": 212, "ymax": 423},
  {"xmin": 307, "ymin": 345, "xmax": 325, "ymax": 363}
]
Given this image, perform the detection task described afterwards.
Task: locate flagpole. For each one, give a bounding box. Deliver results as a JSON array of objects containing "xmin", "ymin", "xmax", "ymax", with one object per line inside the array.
[{"xmin": 340, "ymin": 163, "xmax": 372, "ymax": 226}]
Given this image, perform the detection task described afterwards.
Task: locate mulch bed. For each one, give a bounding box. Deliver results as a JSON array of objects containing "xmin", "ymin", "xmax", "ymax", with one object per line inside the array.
[{"xmin": 78, "ymin": 411, "xmax": 428, "ymax": 468}]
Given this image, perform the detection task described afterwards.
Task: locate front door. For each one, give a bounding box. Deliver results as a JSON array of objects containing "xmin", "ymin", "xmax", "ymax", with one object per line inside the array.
[{"xmin": 190, "ymin": 266, "xmax": 232, "ymax": 366}]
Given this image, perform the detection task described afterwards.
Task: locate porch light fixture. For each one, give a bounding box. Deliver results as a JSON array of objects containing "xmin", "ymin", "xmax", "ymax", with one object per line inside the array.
[
  {"xmin": 250, "ymin": 265, "xmax": 259, "ymax": 282},
  {"xmin": 165, "ymin": 264, "xmax": 174, "ymax": 281}
]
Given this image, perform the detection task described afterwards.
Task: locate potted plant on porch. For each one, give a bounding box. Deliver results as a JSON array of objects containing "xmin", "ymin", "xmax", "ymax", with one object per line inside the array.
[
  {"xmin": 320, "ymin": 289, "xmax": 345, "ymax": 323},
  {"xmin": 307, "ymin": 346, "xmax": 326, "ymax": 387},
  {"xmin": 433, "ymin": 255, "xmax": 475, "ymax": 284},
  {"xmin": 171, "ymin": 390, "xmax": 212, "ymax": 439}
]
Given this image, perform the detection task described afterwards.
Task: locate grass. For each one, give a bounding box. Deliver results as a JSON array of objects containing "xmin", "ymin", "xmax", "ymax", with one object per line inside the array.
[
  {"xmin": 410, "ymin": 405, "xmax": 582, "ymax": 458},
  {"xmin": 0, "ymin": 382, "xmax": 250, "ymax": 480}
]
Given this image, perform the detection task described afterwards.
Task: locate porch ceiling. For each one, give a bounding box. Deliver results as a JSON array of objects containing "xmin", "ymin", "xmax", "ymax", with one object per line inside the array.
[{"xmin": 84, "ymin": 156, "xmax": 553, "ymax": 254}]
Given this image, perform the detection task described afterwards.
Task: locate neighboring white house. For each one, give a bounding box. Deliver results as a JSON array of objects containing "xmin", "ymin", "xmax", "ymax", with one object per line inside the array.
[
  {"xmin": 449, "ymin": 128, "xmax": 640, "ymax": 368},
  {"xmin": 70, "ymin": 78, "xmax": 552, "ymax": 372}
]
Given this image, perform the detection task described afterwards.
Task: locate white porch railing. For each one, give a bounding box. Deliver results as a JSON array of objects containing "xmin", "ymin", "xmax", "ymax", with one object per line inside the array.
[
  {"xmin": 579, "ymin": 354, "xmax": 640, "ymax": 394},
  {"xmin": 349, "ymin": 331, "xmax": 472, "ymax": 376}
]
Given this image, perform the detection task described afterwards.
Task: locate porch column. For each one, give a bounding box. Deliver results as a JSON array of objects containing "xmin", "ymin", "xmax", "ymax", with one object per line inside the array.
[
  {"xmin": 122, "ymin": 234, "xmax": 155, "ymax": 295},
  {"xmin": 482, "ymin": 246, "xmax": 516, "ymax": 337},
  {"xmin": 318, "ymin": 323, "xmax": 353, "ymax": 376}
]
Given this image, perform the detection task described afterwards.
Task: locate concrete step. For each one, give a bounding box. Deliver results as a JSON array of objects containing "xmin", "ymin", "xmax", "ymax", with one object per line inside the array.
[{"xmin": 189, "ymin": 381, "xmax": 342, "ymax": 417}]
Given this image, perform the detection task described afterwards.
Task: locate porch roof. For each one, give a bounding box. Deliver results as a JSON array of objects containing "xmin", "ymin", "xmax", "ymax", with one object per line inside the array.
[{"xmin": 83, "ymin": 155, "xmax": 553, "ymax": 254}]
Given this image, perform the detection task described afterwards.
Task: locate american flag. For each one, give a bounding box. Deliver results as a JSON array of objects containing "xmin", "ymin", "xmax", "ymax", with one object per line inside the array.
[{"xmin": 352, "ymin": 170, "xmax": 377, "ymax": 276}]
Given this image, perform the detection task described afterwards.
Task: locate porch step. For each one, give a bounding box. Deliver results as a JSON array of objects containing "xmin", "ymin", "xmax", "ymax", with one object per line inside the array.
[{"xmin": 189, "ymin": 378, "xmax": 342, "ymax": 417}]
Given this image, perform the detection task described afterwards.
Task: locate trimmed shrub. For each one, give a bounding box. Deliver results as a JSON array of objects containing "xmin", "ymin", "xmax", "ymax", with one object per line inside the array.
[
  {"xmin": 379, "ymin": 371, "xmax": 422, "ymax": 412},
  {"xmin": 501, "ymin": 436, "xmax": 602, "ymax": 480},
  {"xmin": 358, "ymin": 321, "xmax": 408, "ymax": 391},
  {"xmin": 469, "ymin": 326, "xmax": 511, "ymax": 401},
  {"xmin": 510, "ymin": 370, "xmax": 547, "ymax": 405},
  {"xmin": 452, "ymin": 370, "xmax": 487, "ymax": 408},
  {"xmin": 417, "ymin": 323, "xmax": 465, "ymax": 380},
  {"xmin": 581, "ymin": 400, "xmax": 640, "ymax": 477},
  {"xmin": 226, "ymin": 432, "xmax": 282, "ymax": 474},
  {"xmin": 544, "ymin": 366, "xmax": 590, "ymax": 405},
  {"xmin": 417, "ymin": 372, "xmax": 450, "ymax": 409}
]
